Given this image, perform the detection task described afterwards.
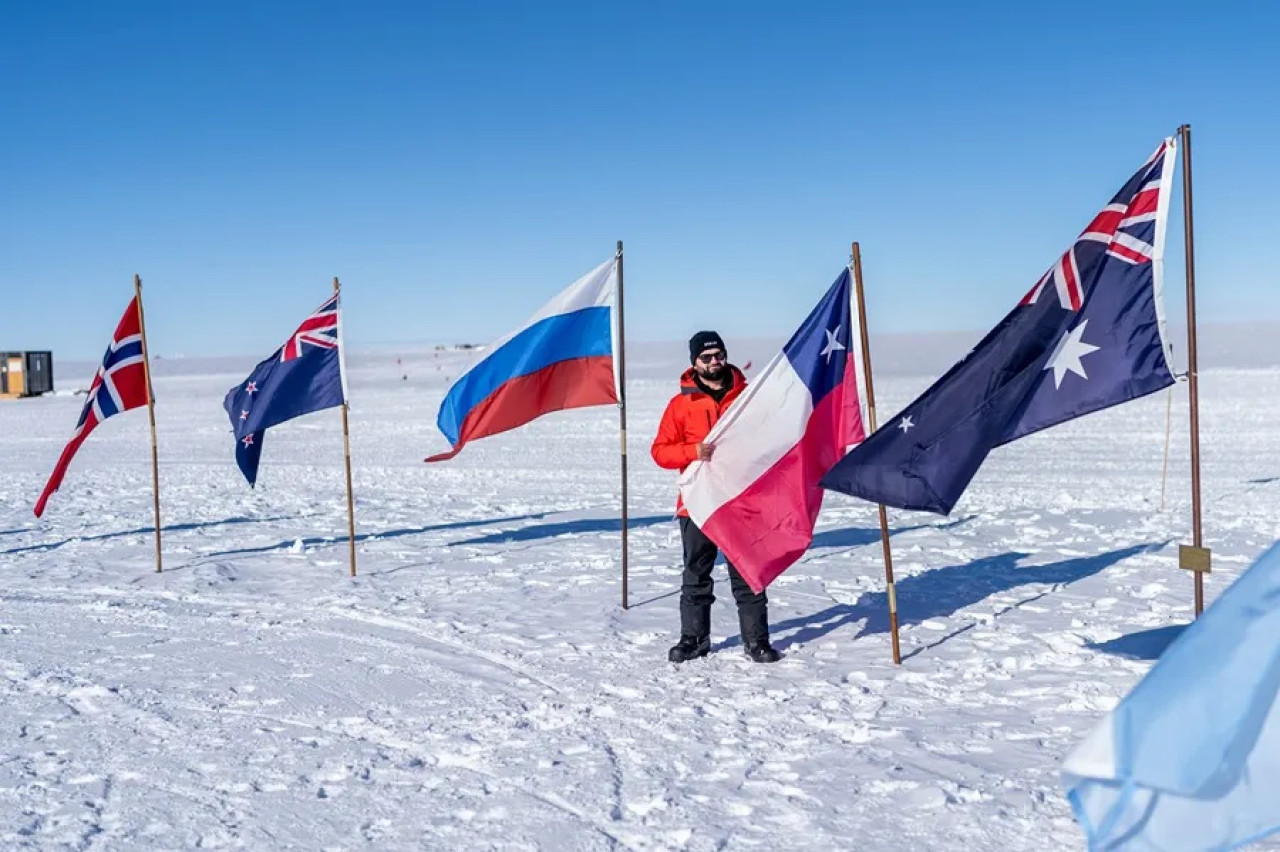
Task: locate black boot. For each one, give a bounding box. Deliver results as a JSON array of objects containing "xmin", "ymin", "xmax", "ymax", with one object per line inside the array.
[
  {"xmin": 668, "ymin": 635, "xmax": 710, "ymax": 663},
  {"xmin": 745, "ymin": 640, "xmax": 780, "ymax": 663}
]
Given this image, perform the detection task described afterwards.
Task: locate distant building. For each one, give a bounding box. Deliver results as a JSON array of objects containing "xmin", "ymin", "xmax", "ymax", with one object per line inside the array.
[{"xmin": 1, "ymin": 351, "xmax": 54, "ymax": 398}]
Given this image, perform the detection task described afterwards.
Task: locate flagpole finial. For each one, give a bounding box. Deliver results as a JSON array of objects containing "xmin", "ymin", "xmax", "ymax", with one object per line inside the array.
[{"xmin": 332, "ymin": 276, "xmax": 340, "ymax": 294}]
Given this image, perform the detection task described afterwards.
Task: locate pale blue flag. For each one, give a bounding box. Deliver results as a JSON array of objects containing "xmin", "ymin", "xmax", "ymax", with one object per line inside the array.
[{"xmin": 1063, "ymin": 540, "xmax": 1280, "ymax": 851}]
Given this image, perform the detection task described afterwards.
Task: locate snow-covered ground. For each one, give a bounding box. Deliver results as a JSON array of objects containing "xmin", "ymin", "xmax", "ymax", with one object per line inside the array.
[{"xmin": 2, "ymin": 340, "xmax": 1279, "ymax": 850}]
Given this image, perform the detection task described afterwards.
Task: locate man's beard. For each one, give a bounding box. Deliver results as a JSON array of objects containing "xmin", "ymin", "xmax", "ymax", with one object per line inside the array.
[{"xmin": 695, "ymin": 363, "xmax": 726, "ymax": 382}]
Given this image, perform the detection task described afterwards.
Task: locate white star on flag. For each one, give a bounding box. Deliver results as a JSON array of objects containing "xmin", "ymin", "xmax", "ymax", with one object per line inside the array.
[
  {"xmin": 245, "ymin": 381, "xmax": 258, "ymax": 394},
  {"xmin": 1045, "ymin": 320, "xmax": 1101, "ymax": 389},
  {"xmin": 820, "ymin": 326, "xmax": 846, "ymax": 363},
  {"xmin": 898, "ymin": 415, "xmax": 914, "ymax": 434},
  {"xmin": 242, "ymin": 435, "xmax": 254, "ymax": 447},
  {"xmin": 240, "ymin": 410, "xmax": 249, "ymax": 421}
]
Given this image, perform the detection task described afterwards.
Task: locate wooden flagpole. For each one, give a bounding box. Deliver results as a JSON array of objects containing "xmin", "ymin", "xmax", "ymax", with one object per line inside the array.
[
  {"xmin": 616, "ymin": 240, "xmax": 631, "ymax": 609},
  {"xmin": 1175, "ymin": 125, "xmax": 1210, "ymax": 615},
  {"xmin": 334, "ymin": 277, "xmax": 357, "ymax": 578},
  {"xmin": 851, "ymin": 243, "xmax": 902, "ymax": 664},
  {"xmin": 134, "ymin": 274, "xmax": 163, "ymax": 574}
]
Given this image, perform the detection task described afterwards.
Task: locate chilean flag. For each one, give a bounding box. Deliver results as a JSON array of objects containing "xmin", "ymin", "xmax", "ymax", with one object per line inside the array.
[
  {"xmin": 426, "ymin": 257, "xmax": 619, "ymax": 462},
  {"xmin": 679, "ymin": 267, "xmax": 869, "ymax": 593}
]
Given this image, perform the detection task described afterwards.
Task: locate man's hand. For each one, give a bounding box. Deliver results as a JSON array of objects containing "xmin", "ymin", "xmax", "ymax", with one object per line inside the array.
[{"xmin": 695, "ymin": 442, "xmax": 714, "ymax": 461}]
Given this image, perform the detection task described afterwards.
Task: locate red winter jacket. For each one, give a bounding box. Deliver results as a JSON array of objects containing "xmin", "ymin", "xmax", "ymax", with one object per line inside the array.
[{"xmin": 650, "ymin": 365, "xmax": 747, "ymax": 516}]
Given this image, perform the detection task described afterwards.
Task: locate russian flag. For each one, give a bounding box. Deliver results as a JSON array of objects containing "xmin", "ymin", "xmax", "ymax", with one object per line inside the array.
[
  {"xmin": 678, "ymin": 267, "xmax": 869, "ymax": 593},
  {"xmin": 427, "ymin": 257, "xmax": 619, "ymax": 462}
]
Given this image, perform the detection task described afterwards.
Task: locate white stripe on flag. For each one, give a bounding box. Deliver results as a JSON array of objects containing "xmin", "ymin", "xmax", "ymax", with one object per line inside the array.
[
  {"xmin": 681, "ymin": 354, "xmax": 814, "ymax": 525},
  {"xmin": 491, "ymin": 258, "xmax": 617, "ymax": 353}
]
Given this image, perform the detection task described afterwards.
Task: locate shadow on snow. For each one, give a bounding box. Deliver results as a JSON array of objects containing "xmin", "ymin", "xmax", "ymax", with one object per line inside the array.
[
  {"xmin": 449, "ymin": 515, "xmax": 670, "ymax": 546},
  {"xmin": 199, "ymin": 511, "xmax": 554, "ymax": 559},
  {"xmin": 714, "ymin": 541, "xmax": 1167, "ymax": 654},
  {"xmin": 803, "ymin": 515, "xmax": 974, "ymax": 555},
  {"xmin": 1087, "ymin": 624, "xmax": 1188, "ymax": 661},
  {"xmin": 1, "ymin": 515, "xmax": 300, "ymax": 556}
]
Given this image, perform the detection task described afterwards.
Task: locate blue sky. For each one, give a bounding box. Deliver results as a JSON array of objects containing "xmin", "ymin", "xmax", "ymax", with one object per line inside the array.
[{"xmin": 2, "ymin": 1, "xmax": 1277, "ymax": 359}]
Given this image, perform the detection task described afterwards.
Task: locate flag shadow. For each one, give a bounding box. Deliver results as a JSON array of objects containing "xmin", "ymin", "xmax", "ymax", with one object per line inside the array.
[
  {"xmin": 1, "ymin": 515, "xmax": 302, "ymax": 556},
  {"xmin": 804, "ymin": 515, "xmax": 974, "ymax": 554},
  {"xmin": 1087, "ymin": 624, "xmax": 1187, "ymax": 661},
  {"xmin": 728, "ymin": 542, "xmax": 1165, "ymax": 654},
  {"xmin": 198, "ymin": 511, "xmax": 552, "ymax": 559},
  {"xmin": 448, "ymin": 515, "xmax": 669, "ymax": 546}
]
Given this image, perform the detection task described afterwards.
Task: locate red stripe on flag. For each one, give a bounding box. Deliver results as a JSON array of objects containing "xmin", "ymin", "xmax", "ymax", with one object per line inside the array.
[
  {"xmin": 1108, "ymin": 242, "xmax": 1150, "ymax": 264},
  {"xmin": 1081, "ymin": 210, "xmax": 1124, "ymax": 238},
  {"xmin": 1062, "ymin": 253, "xmax": 1082, "ymax": 310},
  {"xmin": 1126, "ymin": 188, "xmax": 1160, "ymax": 217},
  {"xmin": 293, "ymin": 315, "xmax": 336, "ymax": 334},
  {"xmin": 698, "ymin": 387, "xmax": 854, "ymax": 594},
  {"xmin": 426, "ymin": 356, "xmax": 617, "ymax": 462}
]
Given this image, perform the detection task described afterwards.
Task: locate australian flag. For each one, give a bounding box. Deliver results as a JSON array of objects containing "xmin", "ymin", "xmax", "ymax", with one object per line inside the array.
[
  {"xmin": 821, "ymin": 138, "xmax": 1179, "ymax": 515},
  {"xmin": 224, "ymin": 293, "xmax": 346, "ymax": 485}
]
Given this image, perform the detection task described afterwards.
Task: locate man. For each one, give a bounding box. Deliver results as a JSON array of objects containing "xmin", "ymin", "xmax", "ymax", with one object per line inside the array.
[{"xmin": 651, "ymin": 331, "xmax": 781, "ymax": 664}]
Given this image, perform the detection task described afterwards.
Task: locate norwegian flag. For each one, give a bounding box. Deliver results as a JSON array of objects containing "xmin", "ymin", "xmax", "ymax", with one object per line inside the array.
[
  {"xmin": 822, "ymin": 138, "xmax": 1179, "ymax": 514},
  {"xmin": 224, "ymin": 291, "xmax": 347, "ymax": 486},
  {"xmin": 35, "ymin": 297, "xmax": 151, "ymax": 517}
]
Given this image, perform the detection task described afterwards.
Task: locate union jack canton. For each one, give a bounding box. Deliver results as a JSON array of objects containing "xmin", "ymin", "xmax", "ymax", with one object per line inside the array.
[{"xmin": 224, "ymin": 292, "xmax": 347, "ymax": 486}]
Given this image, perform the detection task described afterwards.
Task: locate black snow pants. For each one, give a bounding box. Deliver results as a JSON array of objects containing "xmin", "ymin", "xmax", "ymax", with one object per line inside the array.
[{"xmin": 679, "ymin": 517, "xmax": 769, "ymax": 645}]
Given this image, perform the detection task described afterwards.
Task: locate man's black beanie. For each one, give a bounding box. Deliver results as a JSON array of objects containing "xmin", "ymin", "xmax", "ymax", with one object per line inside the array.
[{"xmin": 689, "ymin": 330, "xmax": 726, "ymax": 364}]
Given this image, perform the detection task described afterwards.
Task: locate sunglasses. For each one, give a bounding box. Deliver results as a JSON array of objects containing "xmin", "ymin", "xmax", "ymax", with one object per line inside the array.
[{"xmin": 697, "ymin": 352, "xmax": 726, "ymax": 364}]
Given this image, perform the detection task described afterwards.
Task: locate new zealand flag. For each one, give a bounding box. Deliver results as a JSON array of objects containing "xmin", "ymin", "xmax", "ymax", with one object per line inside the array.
[
  {"xmin": 224, "ymin": 293, "xmax": 346, "ymax": 485},
  {"xmin": 821, "ymin": 139, "xmax": 1179, "ymax": 515}
]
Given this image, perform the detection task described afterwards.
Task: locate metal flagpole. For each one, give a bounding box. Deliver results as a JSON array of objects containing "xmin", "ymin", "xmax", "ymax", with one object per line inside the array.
[
  {"xmin": 851, "ymin": 243, "xmax": 902, "ymax": 664},
  {"xmin": 1175, "ymin": 125, "xmax": 1210, "ymax": 614},
  {"xmin": 1159, "ymin": 381, "xmax": 1173, "ymax": 513},
  {"xmin": 134, "ymin": 274, "xmax": 163, "ymax": 573},
  {"xmin": 616, "ymin": 240, "xmax": 630, "ymax": 609},
  {"xmin": 334, "ymin": 277, "xmax": 357, "ymax": 578}
]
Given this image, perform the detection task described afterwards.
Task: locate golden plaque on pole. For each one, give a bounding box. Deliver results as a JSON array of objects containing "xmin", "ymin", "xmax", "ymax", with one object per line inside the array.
[{"xmin": 1179, "ymin": 545, "xmax": 1212, "ymax": 574}]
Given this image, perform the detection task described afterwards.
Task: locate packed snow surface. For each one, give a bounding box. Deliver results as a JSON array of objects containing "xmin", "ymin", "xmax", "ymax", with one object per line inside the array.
[{"xmin": 2, "ymin": 339, "xmax": 1278, "ymax": 850}]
